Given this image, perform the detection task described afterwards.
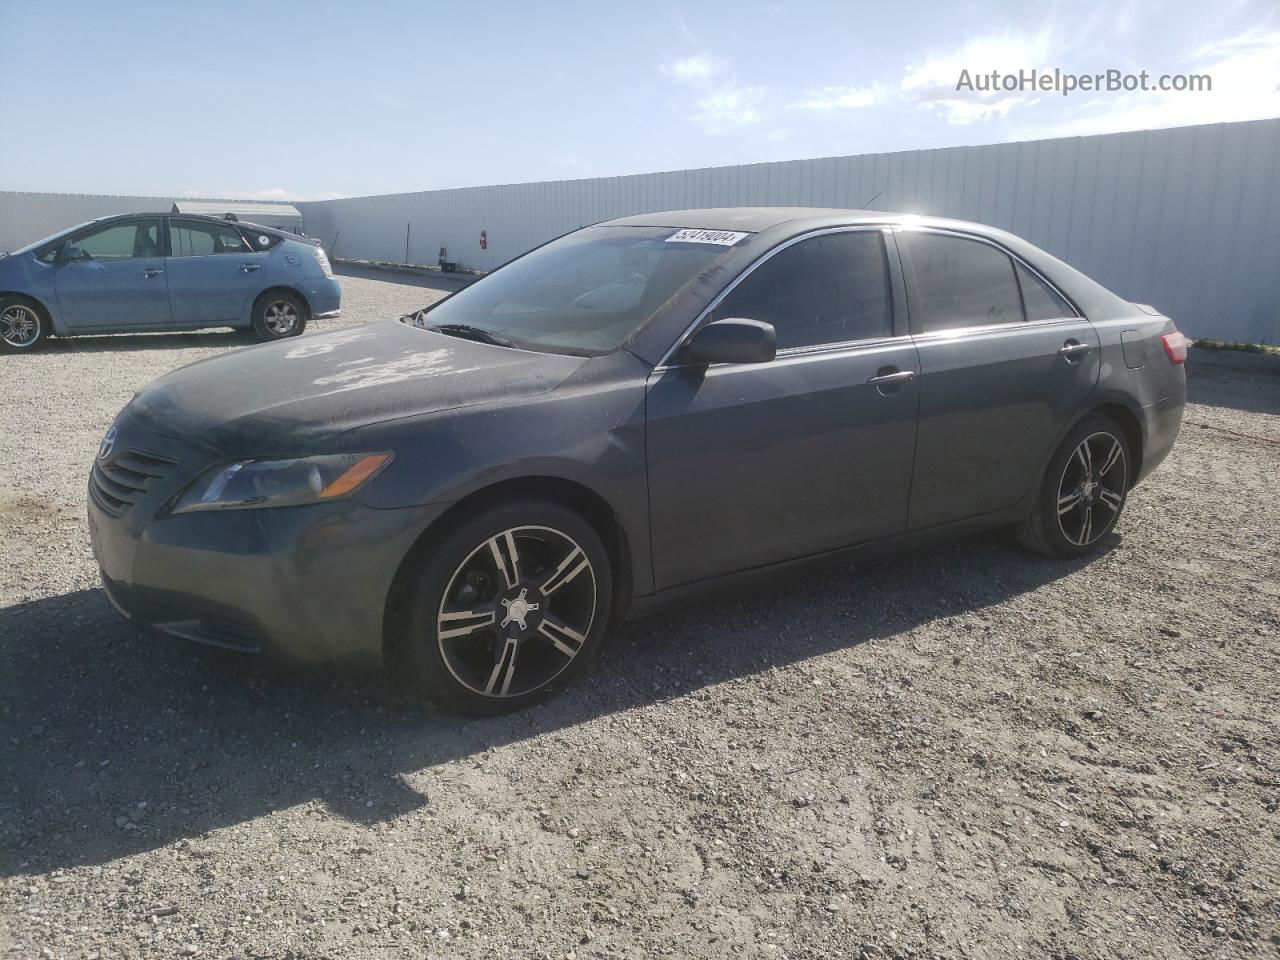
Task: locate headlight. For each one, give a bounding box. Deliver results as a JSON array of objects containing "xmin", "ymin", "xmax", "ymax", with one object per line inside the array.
[{"xmin": 170, "ymin": 453, "xmax": 392, "ymax": 514}]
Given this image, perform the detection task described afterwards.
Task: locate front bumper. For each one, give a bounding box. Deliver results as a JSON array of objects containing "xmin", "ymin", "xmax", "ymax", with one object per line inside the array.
[{"xmin": 87, "ymin": 418, "xmax": 444, "ymax": 663}]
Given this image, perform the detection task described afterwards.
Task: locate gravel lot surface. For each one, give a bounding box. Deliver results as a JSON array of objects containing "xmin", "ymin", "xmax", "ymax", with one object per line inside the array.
[{"xmin": 2, "ymin": 270, "xmax": 1278, "ymax": 960}]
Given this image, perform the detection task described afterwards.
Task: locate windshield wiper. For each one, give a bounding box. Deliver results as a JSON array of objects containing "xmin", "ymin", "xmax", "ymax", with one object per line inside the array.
[{"xmin": 424, "ymin": 323, "xmax": 518, "ymax": 349}]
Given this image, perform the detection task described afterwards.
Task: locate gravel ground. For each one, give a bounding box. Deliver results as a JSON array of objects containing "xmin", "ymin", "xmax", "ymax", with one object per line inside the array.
[{"xmin": 2, "ymin": 271, "xmax": 1278, "ymax": 960}]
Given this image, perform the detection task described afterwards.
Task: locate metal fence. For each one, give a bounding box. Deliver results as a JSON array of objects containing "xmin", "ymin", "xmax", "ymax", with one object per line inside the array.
[
  {"xmin": 3, "ymin": 118, "xmax": 1278, "ymax": 342},
  {"xmin": 297, "ymin": 118, "xmax": 1280, "ymax": 344}
]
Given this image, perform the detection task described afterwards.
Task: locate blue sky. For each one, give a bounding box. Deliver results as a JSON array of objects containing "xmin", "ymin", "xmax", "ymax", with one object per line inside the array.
[{"xmin": 1, "ymin": 0, "xmax": 1277, "ymax": 200}]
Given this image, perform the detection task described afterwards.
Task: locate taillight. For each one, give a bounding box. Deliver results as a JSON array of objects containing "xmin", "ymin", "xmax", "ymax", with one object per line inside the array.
[
  {"xmin": 1161, "ymin": 331, "xmax": 1187, "ymax": 365},
  {"xmin": 314, "ymin": 248, "xmax": 334, "ymax": 277}
]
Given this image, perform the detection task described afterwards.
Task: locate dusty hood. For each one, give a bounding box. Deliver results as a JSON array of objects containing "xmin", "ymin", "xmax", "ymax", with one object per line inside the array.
[{"xmin": 127, "ymin": 319, "xmax": 584, "ymax": 453}]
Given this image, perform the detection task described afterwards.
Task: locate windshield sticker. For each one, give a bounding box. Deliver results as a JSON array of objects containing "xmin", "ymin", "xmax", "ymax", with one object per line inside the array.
[{"xmin": 665, "ymin": 228, "xmax": 749, "ymax": 246}]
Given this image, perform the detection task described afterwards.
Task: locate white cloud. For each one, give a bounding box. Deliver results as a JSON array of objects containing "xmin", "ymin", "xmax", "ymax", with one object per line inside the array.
[
  {"xmin": 692, "ymin": 85, "xmax": 767, "ymax": 130},
  {"xmin": 789, "ymin": 85, "xmax": 886, "ymax": 111},
  {"xmin": 659, "ymin": 53, "xmax": 727, "ymax": 84},
  {"xmin": 659, "ymin": 52, "xmax": 766, "ymax": 133},
  {"xmin": 1013, "ymin": 29, "xmax": 1280, "ymax": 139},
  {"xmin": 901, "ymin": 30, "xmax": 1054, "ymax": 124}
]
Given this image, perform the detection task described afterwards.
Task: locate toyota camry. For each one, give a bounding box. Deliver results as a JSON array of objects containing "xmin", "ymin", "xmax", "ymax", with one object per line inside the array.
[{"xmin": 87, "ymin": 208, "xmax": 1186, "ymax": 713}]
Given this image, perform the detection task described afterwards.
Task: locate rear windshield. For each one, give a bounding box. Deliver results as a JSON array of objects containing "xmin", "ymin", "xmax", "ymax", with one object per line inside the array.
[{"xmin": 414, "ymin": 225, "xmax": 741, "ymax": 356}]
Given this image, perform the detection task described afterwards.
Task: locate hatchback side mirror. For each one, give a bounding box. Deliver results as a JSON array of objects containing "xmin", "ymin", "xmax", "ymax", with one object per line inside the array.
[
  {"xmin": 677, "ymin": 318, "xmax": 776, "ymax": 366},
  {"xmin": 58, "ymin": 244, "xmax": 86, "ymax": 263}
]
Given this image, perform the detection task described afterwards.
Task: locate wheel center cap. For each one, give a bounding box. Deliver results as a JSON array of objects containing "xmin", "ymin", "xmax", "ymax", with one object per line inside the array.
[{"xmin": 500, "ymin": 588, "xmax": 540, "ymax": 632}]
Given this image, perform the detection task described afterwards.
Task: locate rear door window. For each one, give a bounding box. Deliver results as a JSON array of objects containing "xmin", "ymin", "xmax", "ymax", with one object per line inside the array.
[
  {"xmin": 709, "ymin": 231, "xmax": 893, "ymax": 350},
  {"xmin": 904, "ymin": 232, "xmax": 1024, "ymax": 332},
  {"xmin": 169, "ymin": 219, "xmax": 250, "ymax": 257},
  {"xmin": 1016, "ymin": 262, "xmax": 1074, "ymax": 320}
]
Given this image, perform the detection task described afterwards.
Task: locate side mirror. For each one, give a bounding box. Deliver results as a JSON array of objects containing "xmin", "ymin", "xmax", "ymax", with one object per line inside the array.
[
  {"xmin": 677, "ymin": 318, "xmax": 776, "ymax": 366},
  {"xmin": 58, "ymin": 244, "xmax": 86, "ymax": 263}
]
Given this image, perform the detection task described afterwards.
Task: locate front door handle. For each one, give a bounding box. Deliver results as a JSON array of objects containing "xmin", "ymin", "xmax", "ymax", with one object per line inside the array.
[
  {"xmin": 240, "ymin": 263, "xmax": 262, "ymax": 273},
  {"xmin": 143, "ymin": 268, "xmax": 163, "ymax": 279},
  {"xmin": 1058, "ymin": 340, "xmax": 1093, "ymax": 360},
  {"xmin": 867, "ymin": 368, "xmax": 916, "ymax": 393}
]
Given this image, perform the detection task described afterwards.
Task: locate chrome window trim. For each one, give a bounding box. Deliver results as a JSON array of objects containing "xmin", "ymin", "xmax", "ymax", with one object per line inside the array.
[
  {"xmin": 653, "ymin": 332, "xmax": 916, "ymax": 374},
  {"xmin": 910, "ymin": 314, "xmax": 1082, "ymax": 345},
  {"xmin": 892, "ymin": 223, "xmax": 1084, "ymax": 324},
  {"xmin": 653, "ymin": 224, "xmax": 896, "ymax": 370}
]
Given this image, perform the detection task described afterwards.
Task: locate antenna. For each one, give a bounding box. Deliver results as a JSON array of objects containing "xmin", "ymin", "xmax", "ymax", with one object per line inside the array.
[{"xmin": 860, "ymin": 190, "xmax": 883, "ymax": 209}]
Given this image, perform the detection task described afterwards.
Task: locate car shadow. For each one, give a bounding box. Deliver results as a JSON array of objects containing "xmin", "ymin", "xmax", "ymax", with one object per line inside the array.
[
  {"xmin": 1186, "ymin": 359, "xmax": 1280, "ymax": 417},
  {"xmin": 0, "ymin": 531, "xmax": 1110, "ymax": 877},
  {"xmin": 333, "ymin": 262, "xmax": 475, "ymax": 292},
  {"xmin": 37, "ymin": 330, "xmax": 252, "ymax": 354}
]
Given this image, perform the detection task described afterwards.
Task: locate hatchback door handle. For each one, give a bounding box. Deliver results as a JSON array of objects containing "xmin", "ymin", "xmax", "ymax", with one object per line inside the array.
[
  {"xmin": 1058, "ymin": 341, "xmax": 1092, "ymax": 358},
  {"xmin": 143, "ymin": 268, "xmax": 163, "ymax": 279},
  {"xmin": 240, "ymin": 263, "xmax": 262, "ymax": 273}
]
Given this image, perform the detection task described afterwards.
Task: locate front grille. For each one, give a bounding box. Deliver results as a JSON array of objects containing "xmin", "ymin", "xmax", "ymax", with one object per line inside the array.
[{"xmin": 89, "ymin": 448, "xmax": 180, "ymax": 517}]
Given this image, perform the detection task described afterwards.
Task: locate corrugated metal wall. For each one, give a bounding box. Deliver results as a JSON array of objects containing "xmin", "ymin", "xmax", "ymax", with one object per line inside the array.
[
  {"xmin": 297, "ymin": 118, "xmax": 1280, "ymax": 344},
  {"xmin": 0, "ymin": 192, "xmax": 295, "ymax": 254},
  {"xmin": 3, "ymin": 119, "xmax": 1277, "ymax": 342}
]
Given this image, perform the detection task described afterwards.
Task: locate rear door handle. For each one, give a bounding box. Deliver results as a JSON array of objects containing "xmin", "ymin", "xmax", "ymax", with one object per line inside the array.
[
  {"xmin": 143, "ymin": 268, "xmax": 163, "ymax": 279},
  {"xmin": 240, "ymin": 263, "xmax": 262, "ymax": 273},
  {"xmin": 1058, "ymin": 341, "xmax": 1093, "ymax": 359}
]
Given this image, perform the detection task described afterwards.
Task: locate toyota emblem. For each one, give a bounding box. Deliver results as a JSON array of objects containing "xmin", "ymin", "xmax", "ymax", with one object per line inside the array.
[{"xmin": 98, "ymin": 426, "xmax": 117, "ymax": 461}]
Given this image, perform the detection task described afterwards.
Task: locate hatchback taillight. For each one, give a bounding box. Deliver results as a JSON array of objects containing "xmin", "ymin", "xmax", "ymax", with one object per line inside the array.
[
  {"xmin": 1161, "ymin": 331, "xmax": 1187, "ymax": 365},
  {"xmin": 314, "ymin": 248, "xmax": 334, "ymax": 277}
]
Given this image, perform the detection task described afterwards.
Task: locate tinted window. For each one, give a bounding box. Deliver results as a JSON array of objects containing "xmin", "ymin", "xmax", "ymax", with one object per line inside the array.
[
  {"xmin": 709, "ymin": 231, "xmax": 892, "ymax": 349},
  {"xmin": 169, "ymin": 220, "xmax": 249, "ymax": 257},
  {"xmin": 72, "ymin": 219, "xmax": 162, "ymax": 260},
  {"xmin": 1016, "ymin": 262, "xmax": 1073, "ymax": 320},
  {"xmin": 246, "ymin": 230, "xmax": 281, "ymax": 251},
  {"xmin": 906, "ymin": 233, "xmax": 1023, "ymax": 332}
]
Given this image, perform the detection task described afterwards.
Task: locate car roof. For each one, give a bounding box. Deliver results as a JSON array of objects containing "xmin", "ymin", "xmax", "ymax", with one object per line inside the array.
[
  {"xmin": 83, "ymin": 212, "xmax": 301, "ymax": 238},
  {"xmin": 600, "ymin": 206, "xmax": 999, "ymax": 237}
]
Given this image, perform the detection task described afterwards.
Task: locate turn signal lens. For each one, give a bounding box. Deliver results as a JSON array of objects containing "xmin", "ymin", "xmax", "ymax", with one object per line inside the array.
[
  {"xmin": 319, "ymin": 453, "xmax": 392, "ymax": 499},
  {"xmin": 1161, "ymin": 331, "xmax": 1187, "ymax": 365}
]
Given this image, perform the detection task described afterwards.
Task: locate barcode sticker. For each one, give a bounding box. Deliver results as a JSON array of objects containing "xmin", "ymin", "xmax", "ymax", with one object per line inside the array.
[{"xmin": 665, "ymin": 229, "xmax": 750, "ymax": 246}]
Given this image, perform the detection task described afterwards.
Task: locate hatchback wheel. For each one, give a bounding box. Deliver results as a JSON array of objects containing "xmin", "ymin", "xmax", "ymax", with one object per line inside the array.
[
  {"xmin": 251, "ymin": 291, "xmax": 308, "ymax": 341},
  {"xmin": 1018, "ymin": 414, "xmax": 1132, "ymax": 557},
  {"xmin": 0, "ymin": 296, "xmax": 48, "ymax": 352},
  {"xmin": 400, "ymin": 500, "xmax": 613, "ymax": 714}
]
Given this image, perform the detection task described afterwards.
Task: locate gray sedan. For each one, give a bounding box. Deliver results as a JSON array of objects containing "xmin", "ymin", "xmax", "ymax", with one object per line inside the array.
[{"xmin": 87, "ymin": 208, "xmax": 1186, "ymax": 713}]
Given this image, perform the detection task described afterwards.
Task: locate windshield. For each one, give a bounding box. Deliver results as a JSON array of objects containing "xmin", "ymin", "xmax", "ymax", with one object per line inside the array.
[
  {"xmin": 9, "ymin": 219, "xmax": 96, "ymax": 256},
  {"xmin": 414, "ymin": 225, "xmax": 743, "ymax": 356}
]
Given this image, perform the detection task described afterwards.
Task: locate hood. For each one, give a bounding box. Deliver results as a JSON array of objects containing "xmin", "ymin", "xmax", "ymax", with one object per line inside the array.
[{"xmin": 128, "ymin": 319, "xmax": 585, "ymax": 453}]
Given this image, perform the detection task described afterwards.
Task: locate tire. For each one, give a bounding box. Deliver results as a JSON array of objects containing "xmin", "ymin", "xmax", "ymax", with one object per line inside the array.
[
  {"xmin": 250, "ymin": 291, "xmax": 308, "ymax": 342},
  {"xmin": 0, "ymin": 295, "xmax": 49, "ymax": 352},
  {"xmin": 1017, "ymin": 414, "xmax": 1132, "ymax": 558},
  {"xmin": 399, "ymin": 499, "xmax": 613, "ymax": 715}
]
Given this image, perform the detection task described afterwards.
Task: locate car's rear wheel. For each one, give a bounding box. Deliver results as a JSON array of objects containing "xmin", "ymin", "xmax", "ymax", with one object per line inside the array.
[
  {"xmin": 400, "ymin": 499, "xmax": 613, "ymax": 714},
  {"xmin": 251, "ymin": 291, "xmax": 308, "ymax": 341},
  {"xmin": 1018, "ymin": 414, "xmax": 1132, "ymax": 558},
  {"xmin": 0, "ymin": 296, "xmax": 48, "ymax": 352}
]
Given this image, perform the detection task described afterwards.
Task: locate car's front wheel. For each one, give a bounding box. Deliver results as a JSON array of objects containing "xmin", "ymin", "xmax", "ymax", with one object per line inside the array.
[
  {"xmin": 250, "ymin": 291, "xmax": 308, "ymax": 342},
  {"xmin": 1018, "ymin": 414, "xmax": 1132, "ymax": 558},
  {"xmin": 400, "ymin": 499, "xmax": 613, "ymax": 714},
  {"xmin": 0, "ymin": 296, "xmax": 48, "ymax": 352}
]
